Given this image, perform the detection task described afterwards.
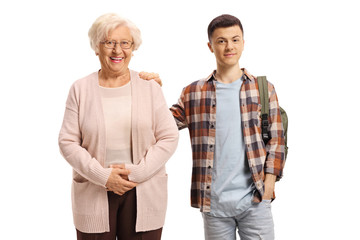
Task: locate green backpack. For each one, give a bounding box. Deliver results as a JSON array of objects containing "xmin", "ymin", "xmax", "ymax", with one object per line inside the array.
[{"xmin": 257, "ymin": 76, "xmax": 288, "ymax": 159}]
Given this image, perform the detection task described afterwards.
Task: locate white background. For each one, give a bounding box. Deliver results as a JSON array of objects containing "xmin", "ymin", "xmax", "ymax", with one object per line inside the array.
[{"xmin": 1, "ymin": 0, "xmax": 359, "ymax": 239}]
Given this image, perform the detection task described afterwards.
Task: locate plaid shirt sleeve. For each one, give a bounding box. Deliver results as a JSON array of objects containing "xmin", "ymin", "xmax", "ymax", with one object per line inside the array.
[
  {"xmin": 241, "ymin": 70, "xmax": 285, "ymax": 201},
  {"xmin": 170, "ymin": 87, "xmax": 188, "ymax": 130},
  {"xmin": 264, "ymin": 81, "xmax": 285, "ymax": 180}
]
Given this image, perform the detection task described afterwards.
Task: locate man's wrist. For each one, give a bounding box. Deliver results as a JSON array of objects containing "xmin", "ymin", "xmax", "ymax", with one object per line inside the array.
[
  {"xmin": 265, "ymin": 173, "xmax": 276, "ymax": 183},
  {"xmin": 263, "ymin": 174, "xmax": 276, "ymax": 200}
]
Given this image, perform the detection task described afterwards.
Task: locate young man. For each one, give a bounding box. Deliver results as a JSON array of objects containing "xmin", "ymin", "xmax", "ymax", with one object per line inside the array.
[{"xmin": 169, "ymin": 14, "xmax": 285, "ymax": 239}]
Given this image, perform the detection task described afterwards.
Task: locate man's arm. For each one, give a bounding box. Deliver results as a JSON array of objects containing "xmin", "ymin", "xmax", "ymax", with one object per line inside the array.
[
  {"xmin": 263, "ymin": 174, "xmax": 277, "ymax": 200},
  {"xmin": 264, "ymin": 82, "xmax": 286, "ymax": 181},
  {"xmin": 170, "ymin": 87, "xmax": 188, "ymax": 130}
]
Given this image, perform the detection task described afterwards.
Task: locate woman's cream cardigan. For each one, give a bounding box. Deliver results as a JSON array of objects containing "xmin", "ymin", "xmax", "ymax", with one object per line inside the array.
[{"xmin": 59, "ymin": 70, "xmax": 178, "ymax": 233}]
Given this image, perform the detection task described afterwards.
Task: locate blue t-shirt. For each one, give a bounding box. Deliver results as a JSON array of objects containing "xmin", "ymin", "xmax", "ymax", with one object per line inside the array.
[{"xmin": 208, "ymin": 78, "xmax": 255, "ymax": 217}]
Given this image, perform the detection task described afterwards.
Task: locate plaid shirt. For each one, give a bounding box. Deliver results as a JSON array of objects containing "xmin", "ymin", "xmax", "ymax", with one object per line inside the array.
[{"xmin": 170, "ymin": 68, "xmax": 285, "ymax": 212}]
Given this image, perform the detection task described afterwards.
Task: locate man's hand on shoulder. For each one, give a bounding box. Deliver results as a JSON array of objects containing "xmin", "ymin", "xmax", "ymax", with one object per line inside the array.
[{"xmin": 139, "ymin": 72, "xmax": 162, "ymax": 86}]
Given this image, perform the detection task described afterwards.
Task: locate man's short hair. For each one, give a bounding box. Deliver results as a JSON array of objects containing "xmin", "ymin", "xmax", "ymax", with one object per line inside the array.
[{"xmin": 207, "ymin": 14, "xmax": 244, "ymax": 42}]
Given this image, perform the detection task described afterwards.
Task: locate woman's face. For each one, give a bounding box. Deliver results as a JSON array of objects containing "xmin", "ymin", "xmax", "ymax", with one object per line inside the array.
[{"xmin": 98, "ymin": 25, "xmax": 133, "ymax": 76}]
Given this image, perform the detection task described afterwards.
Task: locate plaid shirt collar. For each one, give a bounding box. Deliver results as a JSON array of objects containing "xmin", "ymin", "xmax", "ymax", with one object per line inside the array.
[{"xmin": 205, "ymin": 68, "xmax": 256, "ymax": 83}]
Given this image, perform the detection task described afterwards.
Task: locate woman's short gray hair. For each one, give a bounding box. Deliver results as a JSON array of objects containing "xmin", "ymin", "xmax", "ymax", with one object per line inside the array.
[{"xmin": 88, "ymin": 13, "xmax": 142, "ymax": 54}]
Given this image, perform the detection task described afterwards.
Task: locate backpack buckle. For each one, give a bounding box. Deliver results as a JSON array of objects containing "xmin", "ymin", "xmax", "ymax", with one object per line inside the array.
[{"xmin": 262, "ymin": 114, "xmax": 270, "ymax": 143}]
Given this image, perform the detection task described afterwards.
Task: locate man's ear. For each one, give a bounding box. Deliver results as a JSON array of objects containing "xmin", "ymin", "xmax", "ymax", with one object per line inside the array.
[{"xmin": 207, "ymin": 42, "xmax": 214, "ymax": 53}]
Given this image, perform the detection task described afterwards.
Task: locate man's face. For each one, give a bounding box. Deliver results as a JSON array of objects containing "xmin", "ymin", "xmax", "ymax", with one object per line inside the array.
[{"xmin": 208, "ymin": 25, "xmax": 244, "ymax": 69}]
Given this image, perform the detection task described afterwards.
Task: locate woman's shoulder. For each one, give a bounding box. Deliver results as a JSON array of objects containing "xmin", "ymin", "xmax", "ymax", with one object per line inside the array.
[
  {"xmin": 72, "ymin": 72, "xmax": 98, "ymax": 87},
  {"xmin": 66, "ymin": 72, "xmax": 98, "ymax": 98},
  {"xmin": 68, "ymin": 72, "xmax": 97, "ymax": 92}
]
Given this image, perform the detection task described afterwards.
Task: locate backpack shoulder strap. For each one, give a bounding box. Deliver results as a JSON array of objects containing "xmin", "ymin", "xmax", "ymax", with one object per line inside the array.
[
  {"xmin": 257, "ymin": 76, "xmax": 269, "ymax": 115},
  {"xmin": 257, "ymin": 76, "xmax": 270, "ymax": 143}
]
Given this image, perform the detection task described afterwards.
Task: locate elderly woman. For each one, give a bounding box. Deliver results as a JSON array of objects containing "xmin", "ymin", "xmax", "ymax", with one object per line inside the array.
[{"xmin": 58, "ymin": 13, "xmax": 178, "ymax": 240}]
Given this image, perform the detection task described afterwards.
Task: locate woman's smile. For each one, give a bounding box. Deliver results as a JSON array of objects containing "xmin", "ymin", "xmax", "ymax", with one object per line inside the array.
[{"xmin": 110, "ymin": 56, "xmax": 124, "ymax": 63}]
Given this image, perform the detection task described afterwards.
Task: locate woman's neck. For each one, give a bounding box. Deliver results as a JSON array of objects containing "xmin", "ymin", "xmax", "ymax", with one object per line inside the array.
[{"xmin": 98, "ymin": 69, "xmax": 131, "ymax": 88}]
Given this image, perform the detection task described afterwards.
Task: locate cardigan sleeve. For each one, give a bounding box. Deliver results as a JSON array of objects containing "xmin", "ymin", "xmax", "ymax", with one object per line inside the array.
[
  {"xmin": 125, "ymin": 84, "xmax": 179, "ymax": 183},
  {"xmin": 58, "ymin": 84, "xmax": 112, "ymax": 187},
  {"xmin": 264, "ymin": 82, "xmax": 286, "ymax": 180}
]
